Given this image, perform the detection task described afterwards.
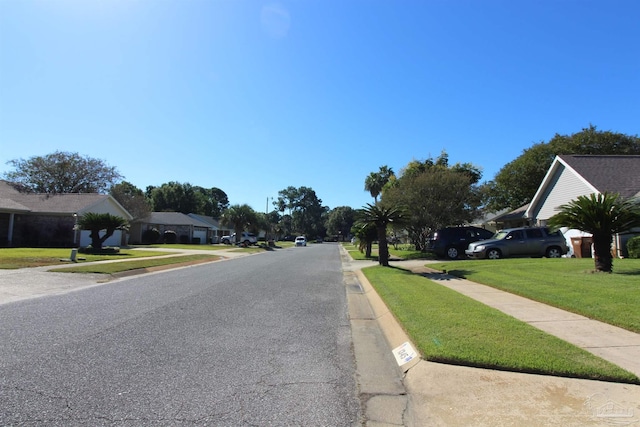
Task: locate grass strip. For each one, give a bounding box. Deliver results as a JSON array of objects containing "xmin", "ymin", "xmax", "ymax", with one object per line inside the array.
[
  {"xmin": 428, "ymin": 258, "xmax": 640, "ymax": 333},
  {"xmin": 139, "ymin": 242, "xmax": 296, "ymax": 250},
  {"xmin": 363, "ymin": 265, "xmax": 638, "ymax": 383},
  {"xmin": 49, "ymin": 254, "xmax": 219, "ymax": 274},
  {"xmin": 341, "ymin": 242, "xmax": 433, "ymax": 261},
  {"xmin": 0, "ymin": 248, "xmax": 177, "ymax": 269}
]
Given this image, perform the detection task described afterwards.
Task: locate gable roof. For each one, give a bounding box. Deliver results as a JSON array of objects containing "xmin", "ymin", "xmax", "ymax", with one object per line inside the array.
[
  {"xmin": 137, "ymin": 212, "xmax": 213, "ymax": 228},
  {"xmin": 525, "ymin": 155, "xmax": 640, "ymax": 221},
  {"xmin": 187, "ymin": 213, "xmax": 220, "ymax": 228},
  {"xmin": 486, "ymin": 204, "xmax": 529, "ymax": 224},
  {"xmin": 0, "ymin": 197, "xmax": 31, "ymax": 213},
  {"xmin": 558, "ymin": 155, "xmax": 640, "ymax": 198},
  {"xmin": 0, "ymin": 180, "xmax": 132, "ymax": 218}
]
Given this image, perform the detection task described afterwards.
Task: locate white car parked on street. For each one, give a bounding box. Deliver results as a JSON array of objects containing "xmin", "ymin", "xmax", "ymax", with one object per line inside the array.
[
  {"xmin": 220, "ymin": 232, "xmax": 258, "ymax": 246},
  {"xmin": 295, "ymin": 236, "xmax": 307, "ymax": 247}
]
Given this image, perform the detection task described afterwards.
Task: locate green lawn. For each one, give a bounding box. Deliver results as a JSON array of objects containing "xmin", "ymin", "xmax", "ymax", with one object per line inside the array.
[
  {"xmin": 428, "ymin": 258, "xmax": 640, "ymax": 333},
  {"xmin": 363, "ymin": 265, "xmax": 638, "ymax": 383},
  {"xmin": 135, "ymin": 244, "xmax": 228, "ymax": 250},
  {"xmin": 49, "ymin": 254, "xmax": 220, "ymax": 274},
  {"xmin": 341, "ymin": 242, "xmax": 433, "ymax": 261},
  {"xmin": 0, "ymin": 248, "xmax": 178, "ymax": 269},
  {"xmin": 0, "ymin": 243, "xmax": 295, "ymax": 270}
]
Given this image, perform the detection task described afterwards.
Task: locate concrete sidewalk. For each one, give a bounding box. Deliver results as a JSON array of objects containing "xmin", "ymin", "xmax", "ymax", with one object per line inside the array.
[
  {"xmin": 348, "ymin": 257, "xmax": 640, "ymax": 426},
  {"xmin": 409, "ymin": 262, "xmax": 640, "ymax": 378}
]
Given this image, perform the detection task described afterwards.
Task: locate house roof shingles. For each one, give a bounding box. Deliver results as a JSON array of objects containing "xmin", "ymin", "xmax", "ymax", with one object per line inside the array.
[
  {"xmin": 187, "ymin": 213, "xmax": 220, "ymax": 228},
  {"xmin": 0, "ymin": 180, "xmax": 112, "ymax": 214},
  {"xmin": 139, "ymin": 212, "xmax": 213, "ymax": 228},
  {"xmin": 0, "ymin": 198, "xmax": 31, "ymax": 212},
  {"xmin": 559, "ymin": 155, "xmax": 640, "ymax": 198}
]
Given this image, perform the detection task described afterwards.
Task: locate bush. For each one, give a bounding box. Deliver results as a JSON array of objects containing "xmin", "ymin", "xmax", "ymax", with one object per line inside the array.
[
  {"xmin": 179, "ymin": 234, "xmax": 190, "ymax": 244},
  {"xmin": 164, "ymin": 230, "xmax": 177, "ymax": 244},
  {"xmin": 627, "ymin": 236, "xmax": 640, "ymax": 259},
  {"xmin": 142, "ymin": 228, "xmax": 160, "ymax": 244},
  {"xmin": 192, "ymin": 237, "xmax": 201, "ymax": 244}
]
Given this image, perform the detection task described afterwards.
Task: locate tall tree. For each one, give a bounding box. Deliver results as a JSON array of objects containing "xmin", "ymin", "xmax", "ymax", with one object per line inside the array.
[
  {"xmin": 4, "ymin": 151, "xmax": 123, "ymax": 194},
  {"xmin": 325, "ymin": 206, "xmax": 356, "ymax": 241},
  {"xmin": 77, "ymin": 212, "xmax": 128, "ymax": 250},
  {"xmin": 193, "ymin": 186, "xmax": 229, "ymax": 218},
  {"xmin": 276, "ymin": 186, "xmax": 326, "ymax": 237},
  {"xmin": 275, "ymin": 186, "xmax": 300, "ymax": 217},
  {"xmin": 547, "ymin": 193, "xmax": 640, "ymax": 273},
  {"xmin": 364, "ymin": 165, "xmax": 395, "ymax": 202},
  {"xmin": 209, "ymin": 188, "xmax": 230, "ymax": 217},
  {"xmin": 109, "ymin": 181, "xmax": 151, "ymax": 220},
  {"xmin": 355, "ymin": 203, "xmax": 404, "ymax": 266},
  {"xmin": 486, "ymin": 126, "xmax": 640, "ymax": 211},
  {"xmin": 146, "ymin": 182, "xmax": 202, "ymax": 214},
  {"xmin": 383, "ymin": 154, "xmax": 483, "ymax": 251}
]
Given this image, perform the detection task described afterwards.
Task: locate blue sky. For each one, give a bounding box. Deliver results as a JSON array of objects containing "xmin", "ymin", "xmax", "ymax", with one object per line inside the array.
[{"xmin": 1, "ymin": 0, "xmax": 638, "ymax": 213}]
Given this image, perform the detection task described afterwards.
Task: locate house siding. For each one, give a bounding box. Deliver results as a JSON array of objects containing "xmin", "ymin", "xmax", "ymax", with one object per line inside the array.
[
  {"xmin": 79, "ymin": 198, "xmax": 130, "ymax": 219},
  {"xmin": 531, "ymin": 165, "xmax": 594, "ymax": 222}
]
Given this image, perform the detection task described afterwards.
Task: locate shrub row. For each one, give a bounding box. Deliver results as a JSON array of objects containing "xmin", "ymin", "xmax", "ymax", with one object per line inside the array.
[{"xmin": 140, "ymin": 228, "xmax": 196, "ymax": 244}]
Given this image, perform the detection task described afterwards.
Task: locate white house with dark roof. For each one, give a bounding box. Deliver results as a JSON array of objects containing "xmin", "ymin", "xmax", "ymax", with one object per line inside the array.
[
  {"xmin": 0, "ymin": 180, "xmax": 133, "ymax": 247},
  {"xmin": 525, "ymin": 155, "xmax": 640, "ymax": 257}
]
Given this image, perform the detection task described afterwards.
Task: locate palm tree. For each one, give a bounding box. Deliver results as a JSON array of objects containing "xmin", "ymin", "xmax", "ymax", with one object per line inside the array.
[
  {"xmin": 548, "ymin": 193, "xmax": 640, "ymax": 273},
  {"xmin": 356, "ymin": 203, "xmax": 404, "ymax": 266},
  {"xmin": 364, "ymin": 165, "xmax": 395, "ymax": 202},
  {"xmin": 77, "ymin": 212, "xmax": 128, "ymax": 250},
  {"xmin": 352, "ymin": 221, "xmax": 377, "ymax": 258},
  {"xmin": 220, "ymin": 204, "xmax": 258, "ymax": 244}
]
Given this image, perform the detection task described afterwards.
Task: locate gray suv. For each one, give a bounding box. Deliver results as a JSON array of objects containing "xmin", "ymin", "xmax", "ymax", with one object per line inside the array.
[{"xmin": 465, "ymin": 227, "xmax": 569, "ymax": 260}]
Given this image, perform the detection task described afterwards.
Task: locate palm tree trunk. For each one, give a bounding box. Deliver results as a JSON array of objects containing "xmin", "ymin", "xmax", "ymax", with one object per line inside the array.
[
  {"xmin": 378, "ymin": 225, "xmax": 389, "ymax": 266},
  {"xmin": 592, "ymin": 233, "xmax": 613, "ymax": 273},
  {"xmin": 90, "ymin": 229, "xmax": 102, "ymax": 249}
]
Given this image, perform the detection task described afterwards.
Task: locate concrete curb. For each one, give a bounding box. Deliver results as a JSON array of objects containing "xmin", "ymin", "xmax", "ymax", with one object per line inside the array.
[{"xmin": 342, "ymin": 249, "xmax": 425, "ymax": 426}]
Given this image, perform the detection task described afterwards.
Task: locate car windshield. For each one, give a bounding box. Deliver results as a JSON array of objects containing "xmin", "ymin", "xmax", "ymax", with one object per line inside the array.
[{"xmin": 493, "ymin": 231, "xmax": 509, "ymax": 240}]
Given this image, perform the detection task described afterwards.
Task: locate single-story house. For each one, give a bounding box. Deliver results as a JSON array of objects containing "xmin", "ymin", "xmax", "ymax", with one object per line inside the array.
[
  {"xmin": 187, "ymin": 214, "xmax": 232, "ymax": 243},
  {"xmin": 0, "ymin": 180, "xmax": 133, "ymax": 248},
  {"xmin": 129, "ymin": 212, "xmax": 216, "ymax": 244},
  {"xmin": 525, "ymin": 155, "xmax": 640, "ymax": 258}
]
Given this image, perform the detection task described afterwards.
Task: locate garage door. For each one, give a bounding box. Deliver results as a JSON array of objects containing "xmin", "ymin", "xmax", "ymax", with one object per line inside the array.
[{"xmin": 193, "ymin": 229, "xmax": 207, "ymax": 244}]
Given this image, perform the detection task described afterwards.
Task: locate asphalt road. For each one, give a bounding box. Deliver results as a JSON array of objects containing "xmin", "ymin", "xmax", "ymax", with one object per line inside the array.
[{"xmin": 0, "ymin": 243, "xmax": 361, "ymax": 426}]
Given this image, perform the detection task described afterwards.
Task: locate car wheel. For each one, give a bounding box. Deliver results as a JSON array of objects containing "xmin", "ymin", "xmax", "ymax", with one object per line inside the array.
[
  {"xmin": 546, "ymin": 246, "xmax": 562, "ymax": 258},
  {"xmin": 446, "ymin": 246, "xmax": 459, "ymax": 260},
  {"xmin": 487, "ymin": 248, "xmax": 502, "ymax": 259},
  {"xmin": 244, "ymin": 240, "xmax": 250, "ymax": 246}
]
